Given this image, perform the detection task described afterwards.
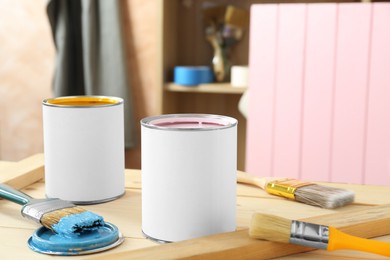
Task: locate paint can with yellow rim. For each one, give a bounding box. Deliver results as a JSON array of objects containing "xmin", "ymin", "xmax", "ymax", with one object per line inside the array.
[{"xmin": 42, "ymin": 96, "xmax": 125, "ymax": 204}]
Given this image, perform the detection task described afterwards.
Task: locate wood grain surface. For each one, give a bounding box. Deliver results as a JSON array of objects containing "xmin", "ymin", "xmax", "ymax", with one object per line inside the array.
[{"xmin": 0, "ymin": 154, "xmax": 389, "ymax": 259}]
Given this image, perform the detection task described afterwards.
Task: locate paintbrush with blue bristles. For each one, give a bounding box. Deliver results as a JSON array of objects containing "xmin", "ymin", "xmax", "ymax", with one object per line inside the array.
[{"xmin": 0, "ymin": 183, "xmax": 104, "ymax": 236}]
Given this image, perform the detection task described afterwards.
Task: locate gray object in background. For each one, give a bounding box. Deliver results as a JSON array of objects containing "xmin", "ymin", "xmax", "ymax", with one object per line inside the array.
[{"xmin": 46, "ymin": 0, "xmax": 135, "ymax": 148}]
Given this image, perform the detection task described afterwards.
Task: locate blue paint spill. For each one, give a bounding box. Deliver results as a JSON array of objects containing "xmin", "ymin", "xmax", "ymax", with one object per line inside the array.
[{"xmin": 51, "ymin": 211, "xmax": 105, "ymax": 237}]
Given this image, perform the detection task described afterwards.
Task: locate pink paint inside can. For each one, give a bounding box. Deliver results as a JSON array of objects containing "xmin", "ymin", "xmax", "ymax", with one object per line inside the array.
[{"xmin": 142, "ymin": 114, "xmax": 237, "ymax": 131}]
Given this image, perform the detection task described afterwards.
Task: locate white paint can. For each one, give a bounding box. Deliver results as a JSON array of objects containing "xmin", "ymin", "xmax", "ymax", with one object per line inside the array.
[
  {"xmin": 141, "ymin": 114, "xmax": 237, "ymax": 242},
  {"xmin": 42, "ymin": 96, "xmax": 125, "ymax": 204}
]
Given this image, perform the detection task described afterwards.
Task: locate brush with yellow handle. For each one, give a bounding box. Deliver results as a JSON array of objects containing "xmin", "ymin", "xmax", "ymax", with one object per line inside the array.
[
  {"xmin": 237, "ymin": 171, "xmax": 355, "ymax": 209},
  {"xmin": 249, "ymin": 213, "xmax": 390, "ymax": 257}
]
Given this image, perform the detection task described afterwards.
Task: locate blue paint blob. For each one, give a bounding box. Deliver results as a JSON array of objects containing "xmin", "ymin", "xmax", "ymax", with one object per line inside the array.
[
  {"xmin": 28, "ymin": 222, "xmax": 123, "ymax": 255},
  {"xmin": 51, "ymin": 211, "xmax": 105, "ymax": 237}
]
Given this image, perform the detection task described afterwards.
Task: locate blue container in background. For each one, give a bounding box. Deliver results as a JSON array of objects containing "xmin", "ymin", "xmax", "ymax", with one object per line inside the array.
[{"xmin": 174, "ymin": 66, "xmax": 214, "ymax": 86}]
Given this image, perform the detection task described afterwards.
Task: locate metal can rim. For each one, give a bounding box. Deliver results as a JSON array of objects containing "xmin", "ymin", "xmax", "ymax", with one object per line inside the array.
[
  {"xmin": 140, "ymin": 114, "xmax": 238, "ymax": 131},
  {"xmin": 42, "ymin": 96, "xmax": 123, "ymax": 108}
]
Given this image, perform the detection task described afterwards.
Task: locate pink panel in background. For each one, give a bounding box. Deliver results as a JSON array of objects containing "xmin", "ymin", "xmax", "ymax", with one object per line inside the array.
[
  {"xmin": 364, "ymin": 4, "xmax": 390, "ymax": 185},
  {"xmin": 246, "ymin": 5, "xmax": 278, "ymax": 177},
  {"xmin": 272, "ymin": 4, "xmax": 306, "ymax": 178},
  {"xmin": 331, "ymin": 4, "xmax": 371, "ymax": 184},
  {"xmin": 300, "ymin": 4, "xmax": 337, "ymax": 182},
  {"xmin": 247, "ymin": 3, "xmax": 390, "ymax": 185}
]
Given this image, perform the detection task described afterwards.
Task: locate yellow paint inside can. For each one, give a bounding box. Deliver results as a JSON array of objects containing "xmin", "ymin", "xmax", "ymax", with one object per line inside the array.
[{"xmin": 44, "ymin": 96, "xmax": 121, "ymax": 107}]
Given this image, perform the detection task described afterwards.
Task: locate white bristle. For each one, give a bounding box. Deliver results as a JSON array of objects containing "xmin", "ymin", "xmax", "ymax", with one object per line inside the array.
[
  {"xmin": 249, "ymin": 213, "xmax": 292, "ymax": 243},
  {"xmin": 295, "ymin": 184, "xmax": 355, "ymax": 209}
]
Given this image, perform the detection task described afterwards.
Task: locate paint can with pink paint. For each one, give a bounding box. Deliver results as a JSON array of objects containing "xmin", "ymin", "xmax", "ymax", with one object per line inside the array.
[{"xmin": 141, "ymin": 114, "xmax": 237, "ymax": 242}]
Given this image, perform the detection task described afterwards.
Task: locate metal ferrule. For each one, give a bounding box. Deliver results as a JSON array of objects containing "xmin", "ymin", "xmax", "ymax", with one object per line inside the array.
[
  {"xmin": 21, "ymin": 199, "xmax": 75, "ymax": 225},
  {"xmin": 265, "ymin": 179, "xmax": 313, "ymax": 200},
  {"xmin": 290, "ymin": 220, "xmax": 329, "ymax": 249}
]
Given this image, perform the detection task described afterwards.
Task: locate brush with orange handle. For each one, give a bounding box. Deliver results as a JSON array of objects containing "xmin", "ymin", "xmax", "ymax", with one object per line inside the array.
[{"xmin": 249, "ymin": 213, "xmax": 390, "ymax": 257}]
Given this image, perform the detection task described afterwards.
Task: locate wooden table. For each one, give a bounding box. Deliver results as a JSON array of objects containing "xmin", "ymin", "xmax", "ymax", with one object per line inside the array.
[{"xmin": 1, "ymin": 154, "xmax": 389, "ymax": 259}]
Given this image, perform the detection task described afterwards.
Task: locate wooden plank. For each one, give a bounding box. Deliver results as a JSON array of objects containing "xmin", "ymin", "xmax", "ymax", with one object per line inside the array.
[
  {"xmin": 304, "ymin": 204, "xmax": 390, "ymax": 237},
  {"xmin": 364, "ymin": 3, "xmax": 390, "ymax": 185},
  {"xmin": 0, "ymin": 153, "xmax": 44, "ymax": 189},
  {"xmin": 90, "ymin": 204, "xmax": 390, "ymax": 260},
  {"xmin": 300, "ymin": 4, "xmax": 337, "ymax": 182},
  {"xmin": 273, "ymin": 4, "xmax": 306, "ymax": 179},
  {"xmin": 0, "ymin": 161, "xmax": 15, "ymax": 168},
  {"xmin": 1, "ymin": 158, "xmax": 390, "ymax": 259},
  {"xmin": 330, "ymin": 4, "xmax": 371, "ymax": 184},
  {"xmin": 246, "ymin": 4, "xmax": 278, "ymax": 177}
]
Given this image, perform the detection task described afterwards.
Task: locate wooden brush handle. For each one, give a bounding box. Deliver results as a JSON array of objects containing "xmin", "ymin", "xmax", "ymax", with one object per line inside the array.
[
  {"xmin": 329, "ymin": 226, "xmax": 390, "ymax": 257},
  {"xmin": 236, "ymin": 171, "xmax": 279, "ymax": 190}
]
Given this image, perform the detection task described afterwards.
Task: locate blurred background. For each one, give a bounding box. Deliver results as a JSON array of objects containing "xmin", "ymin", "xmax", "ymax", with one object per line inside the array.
[
  {"xmin": 0, "ymin": 0, "xmax": 159, "ymax": 169},
  {"xmin": 0, "ymin": 0, "xmax": 390, "ymax": 187}
]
